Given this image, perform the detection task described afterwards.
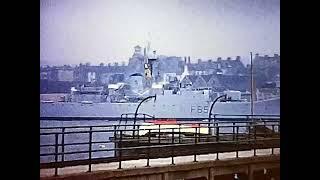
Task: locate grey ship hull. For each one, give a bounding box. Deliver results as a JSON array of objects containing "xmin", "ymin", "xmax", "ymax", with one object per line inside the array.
[{"xmin": 40, "ymin": 97, "xmax": 279, "ymax": 119}]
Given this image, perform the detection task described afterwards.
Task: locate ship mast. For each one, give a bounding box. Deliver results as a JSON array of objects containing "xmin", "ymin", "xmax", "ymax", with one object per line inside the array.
[
  {"xmin": 250, "ymin": 52, "xmax": 254, "ymax": 119},
  {"xmin": 143, "ymin": 33, "xmax": 158, "ymax": 88}
]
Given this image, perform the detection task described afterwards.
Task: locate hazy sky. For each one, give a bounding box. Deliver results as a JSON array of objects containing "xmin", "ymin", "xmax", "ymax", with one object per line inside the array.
[{"xmin": 40, "ymin": 0, "xmax": 280, "ymax": 66}]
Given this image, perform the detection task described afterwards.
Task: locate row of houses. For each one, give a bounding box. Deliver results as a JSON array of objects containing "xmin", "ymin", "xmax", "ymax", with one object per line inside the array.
[
  {"xmin": 186, "ymin": 56, "xmax": 247, "ymax": 76},
  {"xmin": 180, "ymin": 74, "xmax": 250, "ymax": 92},
  {"xmin": 40, "ymin": 46, "xmax": 279, "ymax": 93},
  {"xmin": 40, "ymin": 46, "xmax": 250, "ymax": 84}
]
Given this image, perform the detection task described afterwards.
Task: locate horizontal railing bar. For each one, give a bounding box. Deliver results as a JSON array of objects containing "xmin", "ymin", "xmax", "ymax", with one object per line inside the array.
[
  {"xmin": 40, "ymin": 140, "xmax": 114, "ymax": 147},
  {"xmin": 40, "ymin": 137, "xmax": 279, "ymax": 157},
  {"xmin": 40, "ymin": 123, "xmax": 279, "ymax": 132},
  {"xmin": 40, "ymin": 120, "xmax": 280, "ymax": 130},
  {"xmin": 40, "ymin": 124, "xmax": 279, "ymax": 135},
  {"xmin": 40, "ymin": 115, "xmax": 280, "ymax": 122},
  {"xmin": 213, "ymin": 114, "xmax": 280, "ymax": 117},
  {"xmin": 41, "ymin": 134, "xmax": 264, "ymax": 148}
]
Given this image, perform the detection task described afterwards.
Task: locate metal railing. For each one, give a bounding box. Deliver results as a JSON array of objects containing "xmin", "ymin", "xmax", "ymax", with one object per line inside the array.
[{"xmin": 40, "ymin": 115, "xmax": 280, "ymax": 176}]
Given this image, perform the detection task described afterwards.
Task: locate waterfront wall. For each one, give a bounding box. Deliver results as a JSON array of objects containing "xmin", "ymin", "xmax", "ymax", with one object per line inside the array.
[{"xmin": 41, "ymin": 155, "xmax": 279, "ymax": 180}]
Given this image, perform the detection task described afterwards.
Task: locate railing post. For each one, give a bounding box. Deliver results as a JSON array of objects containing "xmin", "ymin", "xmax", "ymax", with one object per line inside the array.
[
  {"xmin": 254, "ymin": 124, "xmax": 257, "ymax": 156},
  {"xmin": 236, "ymin": 126, "xmax": 239, "ymax": 158},
  {"xmin": 146, "ymin": 129, "xmax": 151, "ymax": 167},
  {"xmin": 118, "ymin": 130, "xmax": 123, "ymax": 169},
  {"xmin": 213, "ymin": 114, "xmax": 217, "ymax": 135},
  {"xmin": 198, "ymin": 123, "xmax": 201, "ymax": 143},
  {"xmin": 88, "ymin": 127, "xmax": 92, "ymax": 172},
  {"xmin": 209, "ymin": 122, "xmax": 212, "ymax": 136},
  {"xmin": 272, "ymin": 124, "xmax": 275, "ymax": 133},
  {"xmin": 113, "ymin": 125, "xmax": 117, "ymax": 157},
  {"xmin": 137, "ymin": 125, "xmax": 140, "ymax": 146},
  {"xmin": 171, "ymin": 128, "xmax": 175, "ymax": 165},
  {"xmin": 158, "ymin": 124, "xmax": 161, "ymax": 144},
  {"xmin": 132, "ymin": 114, "xmax": 136, "ymax": 139},
  {"xmin": 216, "ymin": 123, "xmax": 219, "ymax": 160},
  {"xmin": 124, "ymin": 114, "xmax": 128, "ymax": 130},
  {"xmin": 232, "ymin": 122, "xmax": 235, "ymax": 141},
  {"xmin": 272, "ymin": 124, "xmax": 275, "ymax": 154},
  {"xmin": 61, "ymin": 128, "xmax": 65, "ymax": 163},
  {"xmin": 194, "ymin": 127, "xmax": 198, "ymax": 162},
  {"xmin": 216, "ymin": 125, "xmax": 220, "ymax": 142},
  {"xmin": 54, "ymin": 133, "xmax": 59, "ymax": 176},
  {"xmin": 248, "ymin": 122, "xmax": 252, "ymax": 140},
  {"xmin": 178, "ymin": 124, "xmax": 181, "ymax": 144}
]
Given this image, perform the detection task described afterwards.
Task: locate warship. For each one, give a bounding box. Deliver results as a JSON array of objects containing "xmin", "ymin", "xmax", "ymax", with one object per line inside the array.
[{"xmin": 40, "ymin": 45, "xmax": 280, "ymax": 119}]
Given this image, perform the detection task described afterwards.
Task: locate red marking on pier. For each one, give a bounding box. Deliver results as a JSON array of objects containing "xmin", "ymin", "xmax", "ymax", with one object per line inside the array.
[{"xmin": 146, "ymin": 119, "xmax": 177, "ymax": 125}]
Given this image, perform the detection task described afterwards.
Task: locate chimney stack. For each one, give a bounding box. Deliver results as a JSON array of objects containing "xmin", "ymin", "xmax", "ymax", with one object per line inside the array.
[
  {"xmin": 188, "ymin": 56, "xmax": 191, "ymax": 64},
  {"xmin": 184, "ymin": 56, "xmax": 187, "ymax": 63}
]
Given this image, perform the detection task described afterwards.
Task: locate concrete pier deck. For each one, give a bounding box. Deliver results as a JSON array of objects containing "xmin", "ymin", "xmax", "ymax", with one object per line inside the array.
[{"xmin": 41, "ymin": 148, "xmax": 279, "ymax": 178}]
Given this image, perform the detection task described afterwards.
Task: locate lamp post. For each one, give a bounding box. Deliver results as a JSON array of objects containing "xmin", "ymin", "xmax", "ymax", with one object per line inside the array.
[
  {"xmin": 208, "ymin": 94, "xmax": 227, "ymax": 121},
  {"xmin": 133, "ymin": 95, "xmax": 157, "ymax": 136},
  {"xmin": 208, "ymin": 94, "xmax": 227, "ymax": 135}
]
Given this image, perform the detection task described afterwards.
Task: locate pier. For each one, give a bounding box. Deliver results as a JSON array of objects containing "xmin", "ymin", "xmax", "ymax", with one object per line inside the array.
[{"xmin": 40, "ymin": 115, "xmax": 280, "ymax": 180}]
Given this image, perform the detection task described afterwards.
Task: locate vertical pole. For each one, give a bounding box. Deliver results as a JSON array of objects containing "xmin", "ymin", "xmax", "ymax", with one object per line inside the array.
[
  {"xmin": 216, "ymin": 124, "xmax": 219, "ymax": 160},
  {"xmin": 146, "ymin": 129, "xmax": 151, "ymax": 167},
  {"xmin": 133, "ymin": 114, "xmax": 136, "ymax": 139},
  {"xmin": 236, "ymin": 126, "xmax": 239, "ymax": 141},
  {"xmin": 137, "ymin": 125, "xmax": 140, "ymax": 146},
  {"xmin": 113, "ymin": 125, "xmax": 117, "ymax": 157},
  {"xmin": 88, "ymin": 127, "xmax": 92, "ymax": 172},
  {"xmin": 125, "ymin": 114, "xmax": 127, "ymax": 130},
  {"xmin": 171, "ymin": 128, "xmax": 175, "ymax": 165},
  {"xmin": 236, "ymin": 126, "xmax": 239, "ymax": 158},
  {"xmin": 158, "ymin": 124, "xmax": 161, "ymax": 144},
  {"xmin": 118, "ymin": 130, "xmax": 123, "ymax": 169},
  {"xmin": 194, "ymin": 127, "xmax": 198, "ymax": 162},
  {"xmin": 216, "ymin": 126, "xmax": 220, "ymax": 142},
  {"xmin": 248, "ymin": 122, "xmax": 252, "ymax": 141},
  {"xmin": 272, "ymin": 124, "xmax": 275, "ymax": 154},
  {"xmin": 54, "ymin": 133, "xmax": 59, "ymax": 176},
  {"xmin": 61, "ymin": 128, "xmax": 65, "ymax": 163},
  {"xmin": 250, "ymin": 52, "xmax": 254, "ymax": 120},
  {"xmin": 178, "ymin": 124, "xmax": 181, "ymax": 144},
  {"xmin": 233, "ymin": 122, "xmax": 235, "ymax": 141},
  {"xmin": 254, "ymin": 124, "xmax": 257, "ymax": 156},
  {"xmin": 198, "ymin": 123, "xmax": 201, "ymax": 143}
]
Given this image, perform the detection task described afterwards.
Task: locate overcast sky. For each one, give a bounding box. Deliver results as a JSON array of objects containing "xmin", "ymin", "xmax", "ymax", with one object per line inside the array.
[{"xmin": 40, "ymin": 0, "xmax": 280, "ymax": 66}]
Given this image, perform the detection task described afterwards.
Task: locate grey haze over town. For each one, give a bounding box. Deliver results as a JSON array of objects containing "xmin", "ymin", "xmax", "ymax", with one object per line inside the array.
[{"xmin": 40, "ymin": 0, "xmax": 279, "ymax": 66}]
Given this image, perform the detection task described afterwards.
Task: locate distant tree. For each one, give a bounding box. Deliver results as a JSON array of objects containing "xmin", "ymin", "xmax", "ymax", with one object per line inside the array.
[
  {"xmin": 121, "ymin": 61, "xmax": 126, "ymax": 66},
  {"xmin": 85, "ymin": 62, "xmax": 90, "ymax": 66},
  {"xmin": 114, "ymin": 62, "xmax": 118, "ymax": 66},
  {"xmin": 100, "ymin": 63, "xmax": 104, "ymax": 66}
]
